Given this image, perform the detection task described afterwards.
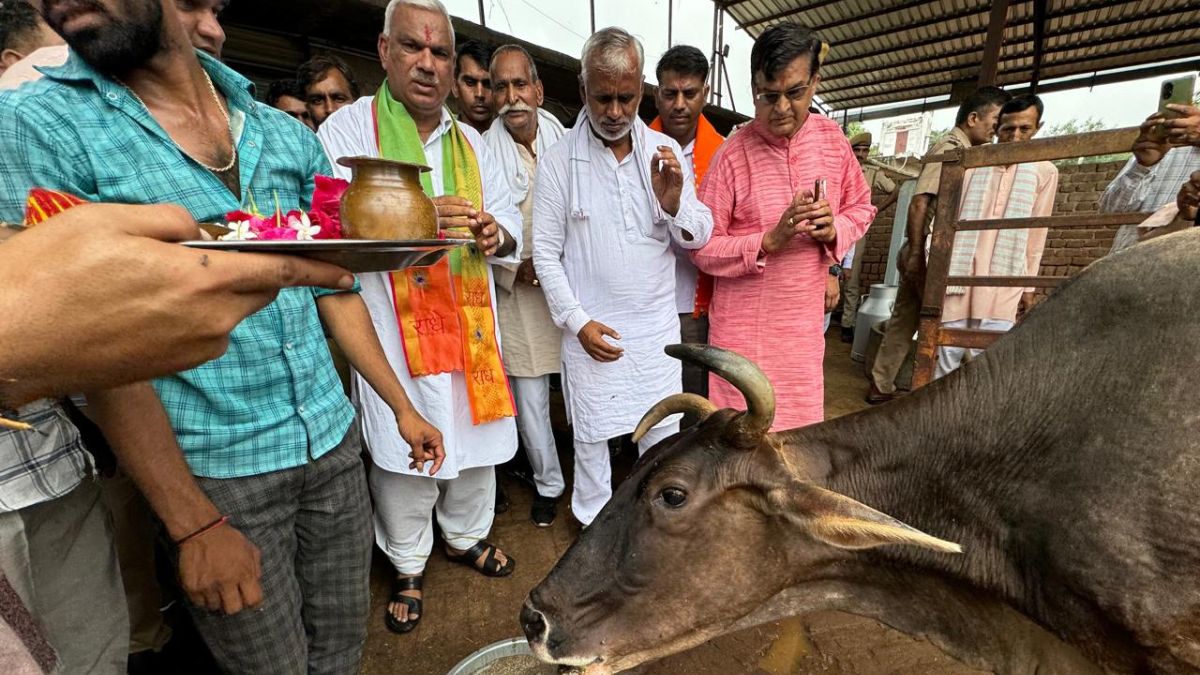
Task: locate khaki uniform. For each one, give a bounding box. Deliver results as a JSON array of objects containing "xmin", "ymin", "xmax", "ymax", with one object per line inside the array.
[{"xmin": 869, "ymin": 127, "xmax": 972, "ymax": 394}]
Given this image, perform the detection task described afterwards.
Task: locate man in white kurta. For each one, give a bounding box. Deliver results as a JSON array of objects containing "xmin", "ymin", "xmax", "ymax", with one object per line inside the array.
[
  {"xmin": 533, "ymin": 28, "xmax": 713, "ymax": 526},
  {"xmin": 316, "ymin": 0, "xmax": 521, "ymax": 633},
  {"xmin": 483, "ymin": 45, "xmax": 568, "ymax": 527}
]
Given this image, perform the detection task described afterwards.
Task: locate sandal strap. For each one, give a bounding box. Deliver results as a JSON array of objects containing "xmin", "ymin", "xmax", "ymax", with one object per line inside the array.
[
  {"xmin": 393, "ymin": 575, "xmax": 424, "ymax": 593},
  {"xmin": 389, "ymin": 593, "xmax": 421, "ymax": 613}
]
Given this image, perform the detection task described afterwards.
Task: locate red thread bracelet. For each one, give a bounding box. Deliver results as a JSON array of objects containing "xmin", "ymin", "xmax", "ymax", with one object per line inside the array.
[{"xmin": 175, "ymin": 515, "xmax": 229, "ymax": 547}]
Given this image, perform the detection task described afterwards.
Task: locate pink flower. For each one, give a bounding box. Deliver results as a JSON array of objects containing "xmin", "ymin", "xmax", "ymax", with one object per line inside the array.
[
  {"xmin": 309, "ymin": 210, "xmax": 344, "ymax": 240},
  {"xmin": 309, "ymin": 175, "xmax": 348, "ymax": 240},
  {"xmin": 255, "ymin": 226, "xmax": 299, "ymax": 240}
]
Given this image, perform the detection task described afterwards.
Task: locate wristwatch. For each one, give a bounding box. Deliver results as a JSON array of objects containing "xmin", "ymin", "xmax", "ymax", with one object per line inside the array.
[{"xmin": 828, "ymin": 264, "xmax": 843, "ymax": 277}]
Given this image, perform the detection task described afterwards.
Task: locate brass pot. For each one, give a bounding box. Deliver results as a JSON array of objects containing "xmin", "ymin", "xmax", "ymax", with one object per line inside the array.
[{"xmin": 336, "ymin": 156, "xmax": 438, "ymax": 240}]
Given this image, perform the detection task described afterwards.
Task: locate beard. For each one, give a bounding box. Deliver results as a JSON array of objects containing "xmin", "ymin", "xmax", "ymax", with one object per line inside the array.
[
  {"xmin": 588, "ymin": 111, "xmax": 634, "ymax": 143},
  {"xmin": 42, "ymin": 0, "xmax": 165, "ymax": 75}
]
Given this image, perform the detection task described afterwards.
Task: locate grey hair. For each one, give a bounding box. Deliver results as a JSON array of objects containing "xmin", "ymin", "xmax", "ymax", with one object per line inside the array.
[
  {"xmin": 491, "ymin": 44, "xmax": 539, "ymax": 82},
  {"xmin": 580, "ymin": 27, "xmax": 644, "ymax": 82},
  {"xmin": 383, "ymin": 0, "xmax": 455, "ymax": 50}
]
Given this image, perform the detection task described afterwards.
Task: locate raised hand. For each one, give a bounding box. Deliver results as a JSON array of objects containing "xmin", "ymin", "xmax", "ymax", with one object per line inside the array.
[{"xmin": 650, "ymin": 145, "xmax": 684, "ymax": 217}]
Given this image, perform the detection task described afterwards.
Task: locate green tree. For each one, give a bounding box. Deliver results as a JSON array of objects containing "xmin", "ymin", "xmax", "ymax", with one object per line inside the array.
[
  {"xmin": 1044, "ymin": 117, "xmax": 1106, "ymax": 138},
  {"xmin": 1041, "ymin": 117, "xmax": 1132, "ymax": 165},
  {"xmin": 926, "ymin": 126, "xmax": 952, "ymax": 149},
  {"xmin": 843, "ymin": 122, "xmax": 881, "ymax": 156}
]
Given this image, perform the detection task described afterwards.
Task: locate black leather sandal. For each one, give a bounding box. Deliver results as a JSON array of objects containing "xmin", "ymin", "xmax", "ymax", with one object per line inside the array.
[
  {"xmin": 384, "ymin": 575, "xmax": 423, "ymax": 634},
  {"xmin": 445, "ymin": 540, "xmax": 515, "ymax": 577}
]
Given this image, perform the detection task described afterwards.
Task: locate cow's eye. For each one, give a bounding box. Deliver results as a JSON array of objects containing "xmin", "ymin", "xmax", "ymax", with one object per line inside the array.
[{"xmin": 660, "ymin": 487, "xmax": 687, "ymax": 508}]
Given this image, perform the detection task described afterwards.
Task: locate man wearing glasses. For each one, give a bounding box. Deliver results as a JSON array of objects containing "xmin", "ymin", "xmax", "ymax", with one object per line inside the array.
[{"xmin": 692, "ymin": 23, "xmax": 874, "ymax": 430}]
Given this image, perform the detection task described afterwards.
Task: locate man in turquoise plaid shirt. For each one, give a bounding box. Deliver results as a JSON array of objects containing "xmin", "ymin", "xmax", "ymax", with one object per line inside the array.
[{"xmin": 0, "ymin": 1, "xmax": 448, "ymax": 672}]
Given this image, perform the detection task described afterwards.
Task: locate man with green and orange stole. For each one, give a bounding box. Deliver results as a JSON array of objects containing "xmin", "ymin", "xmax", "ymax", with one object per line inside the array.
[
  {"xmin": 650, "ymin": 44, "xmax": 725, "ymax": 400},
  {"xmin": 316, "ymin": 0, "xmax": 522, "ymax": 636}
]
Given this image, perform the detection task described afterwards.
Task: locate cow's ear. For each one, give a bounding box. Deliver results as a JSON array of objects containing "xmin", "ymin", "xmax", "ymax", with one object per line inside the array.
[{"xmin": 772, "ymin": 485, "xmax": 962, "ymax": 554}]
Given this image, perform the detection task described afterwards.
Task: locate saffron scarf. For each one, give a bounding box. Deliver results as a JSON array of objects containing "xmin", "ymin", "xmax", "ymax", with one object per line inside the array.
[
  {"xmin": 649, "ymin": 114, "xmax": 725, "ymax": 317},
  {"xmin": 374, "ymin": 85, "xmax": 514, "ymax": 425}
]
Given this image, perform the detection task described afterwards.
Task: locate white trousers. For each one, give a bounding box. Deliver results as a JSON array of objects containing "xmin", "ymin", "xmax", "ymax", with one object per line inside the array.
[
  {"xmin": 511, "ymin": 375, "xmax": 565, "ymax": 499},
  {"xmin": 935, "ymin": 318, "xmax": 1015, "ymax": 380},
  {"xmin": 571, "ymin": 421, "xmax": 679, "ymax": 527},
  {"xmin": 369, "ymin": 464, "xmax": 495, "ymax": 575}
]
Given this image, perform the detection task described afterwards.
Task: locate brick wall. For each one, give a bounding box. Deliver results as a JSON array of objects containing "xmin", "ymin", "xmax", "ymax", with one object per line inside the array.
[{"xmin": 856, "ymin": 159, "xmax": 1127, "ymax": 291}]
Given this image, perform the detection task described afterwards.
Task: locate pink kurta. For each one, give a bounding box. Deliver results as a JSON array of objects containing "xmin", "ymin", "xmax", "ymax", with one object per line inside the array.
[
  {"xmin": 694, "ymin": 116, "xmax": 875, "ymax": 429},
  {"xmin": 942, "ymin": 161, "xmax": 1059, "ymax": 323}
]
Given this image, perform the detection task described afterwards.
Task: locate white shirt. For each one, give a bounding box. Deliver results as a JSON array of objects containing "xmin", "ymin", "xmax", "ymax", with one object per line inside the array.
[
  {"xmin": 673, "ymin": 139, "xmax": 701, "ymax": 314},
  {"xmin": 533, "ymin": 122, "xmax": 713, "ymax": 442},
  {"xmin": 318, "ymin": 99, "xmax": 521, "ymax": 478}
]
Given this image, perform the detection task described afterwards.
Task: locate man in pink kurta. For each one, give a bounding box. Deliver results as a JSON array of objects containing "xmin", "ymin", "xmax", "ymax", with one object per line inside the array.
[{"xmin": 693, "ymin": 24, "xmax": 875, "ymax": 430}]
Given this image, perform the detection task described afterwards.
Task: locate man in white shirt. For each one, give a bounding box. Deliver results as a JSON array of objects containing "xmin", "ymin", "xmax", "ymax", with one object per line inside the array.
[
  {"xmin": 317, "ymin": 0, "xmax": 521, "ymax": 635},
  {"xmin": 533, "ymin": 27, "xmax": 714, "ymax": 527},
  {"xmin": 483, "ymin": 44, "xmax": 568, "ymax": 528},
  {"xmin": 649, "ymin": 44, "xmax": 725, "ymax": 402}
]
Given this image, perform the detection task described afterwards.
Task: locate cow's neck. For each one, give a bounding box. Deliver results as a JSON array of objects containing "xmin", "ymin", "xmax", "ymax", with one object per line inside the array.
[
  {"xmin": 777, "ymin": 376, "xmax": 1035, "ymax": 594},
  {"xmin": 768, "ymin": 373, "xmax": 1077, "ymax": 664}
]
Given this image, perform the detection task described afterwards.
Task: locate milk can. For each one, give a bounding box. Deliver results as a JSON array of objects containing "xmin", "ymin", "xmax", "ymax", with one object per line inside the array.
[{"xmin": 851, "ymin": 284, "xmax": 898, "ymax": 362}]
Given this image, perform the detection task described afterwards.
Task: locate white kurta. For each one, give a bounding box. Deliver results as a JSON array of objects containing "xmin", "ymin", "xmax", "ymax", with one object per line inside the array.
[
  {"xmin": 532, "ymin": 121, "xmax": 713, "ymax": 443},
  {"xmin": 317, "ymin": 98, "xmax": 521, "ymax": 479}
]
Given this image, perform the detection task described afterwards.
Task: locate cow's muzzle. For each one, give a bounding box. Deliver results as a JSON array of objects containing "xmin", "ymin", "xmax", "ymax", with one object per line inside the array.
[{"xmin": 521, "ymin": 602, "xmax": 549, "ymax": 648}]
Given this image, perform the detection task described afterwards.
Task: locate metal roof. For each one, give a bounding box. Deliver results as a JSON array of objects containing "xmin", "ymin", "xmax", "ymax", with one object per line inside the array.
[{"xmin": 718, "ymin": 0, "xmax": 1200, "ymax": 113}]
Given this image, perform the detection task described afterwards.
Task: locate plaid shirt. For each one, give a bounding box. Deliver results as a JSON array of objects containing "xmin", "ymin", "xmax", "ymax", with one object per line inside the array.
[
  {"xmin": 1100, "ymin": 146, "xmax": 1200, "ymax": 254},
  {"xmin": 0, "ymin": 400, "xmax": 91, "ymax": 512},
  {"xmin": 0, "ymin": 51, "xmax": 355, "ymax": 479}
]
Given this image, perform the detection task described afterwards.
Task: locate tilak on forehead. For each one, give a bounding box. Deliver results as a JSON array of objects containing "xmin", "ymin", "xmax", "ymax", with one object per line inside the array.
[{"xmin": 423, "ymin": 23, "xmax": 433, "ymax": 45}]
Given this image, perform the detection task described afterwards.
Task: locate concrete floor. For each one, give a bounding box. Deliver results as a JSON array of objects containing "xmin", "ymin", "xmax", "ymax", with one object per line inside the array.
[{"xmin": 359, "ymin": 333, "xmax": 985, "ymax": 675}]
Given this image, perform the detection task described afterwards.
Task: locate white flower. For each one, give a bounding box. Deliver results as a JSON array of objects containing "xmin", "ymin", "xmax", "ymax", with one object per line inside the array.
[
  {"xmin": 287, "ymin": 212, "xmax": 321, "ymax": 240},
  {"xmin": 221, "ymin": 220, "xmax": 259, "ymax": 241}
]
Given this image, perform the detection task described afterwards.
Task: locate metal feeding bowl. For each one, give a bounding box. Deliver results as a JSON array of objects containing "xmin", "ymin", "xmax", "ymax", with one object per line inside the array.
[{"xmin": 447, "ymin": 638, "xmax": 570, "ymax": 675}]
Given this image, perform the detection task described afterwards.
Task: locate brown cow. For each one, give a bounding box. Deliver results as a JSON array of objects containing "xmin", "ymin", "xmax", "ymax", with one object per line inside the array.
[{"xmin": 522, "ymin": 230, "xmax": 1200, "ymax": 674}]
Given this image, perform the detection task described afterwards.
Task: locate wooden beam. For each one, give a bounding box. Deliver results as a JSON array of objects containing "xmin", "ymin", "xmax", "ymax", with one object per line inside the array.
[
  {"xmin": 978, "ymin": 0, "xmax": 1011, "ymax": 86},
  {"xmin": 821, "ymin": 57, "xmax": 1200, "ymax": 116},
  {"xmin": 1030, "ymin": 0, "xmax": 1047, "ymax": 92},
  {"xmin": 818, "ymin": 21, "xmax": 1200, "ymax": 97},
  {"xmin": 936, "ymin": 327, "xmax": 1005, "ymax": 350},
  {"xmin": 957, "ymin": 127, "xmax": 1138, "ymax": 167},
  {"xmin": 956, "ymin": 212, "xmax": 1153, "ymax": 232},
  {"xmin": 945, "ymin": 276, "xmax": 1066, "ymax": 288}
]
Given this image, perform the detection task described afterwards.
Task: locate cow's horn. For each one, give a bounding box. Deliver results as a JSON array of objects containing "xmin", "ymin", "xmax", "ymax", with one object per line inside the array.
[
  {"xmin": 665, "ymin": 344, "xmax": 775, "ymax": 441},
  {"xmin": 632, "ymin": 393, "xmax": 717, "ymax": 443}
]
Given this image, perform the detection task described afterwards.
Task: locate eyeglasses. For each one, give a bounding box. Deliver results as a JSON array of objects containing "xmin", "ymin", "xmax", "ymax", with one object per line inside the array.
[{"xmin": 753, "ymin": 81, "xmax": 814, "ymax": 107}]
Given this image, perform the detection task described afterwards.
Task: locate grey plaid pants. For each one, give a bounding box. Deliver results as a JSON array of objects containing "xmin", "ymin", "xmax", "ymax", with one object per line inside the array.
[{"xmin": 187, "ymin": 422, "xmax": 372, "ymax": 675}]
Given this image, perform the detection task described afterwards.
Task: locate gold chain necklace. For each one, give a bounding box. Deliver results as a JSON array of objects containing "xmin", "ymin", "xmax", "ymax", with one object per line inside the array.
[{"xmin": 117, "ymin": 70, "xmax": 238, "ymax": 173}]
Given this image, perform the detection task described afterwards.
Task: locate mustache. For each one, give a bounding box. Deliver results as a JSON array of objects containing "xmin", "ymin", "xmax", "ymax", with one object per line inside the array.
[
  {"xmin": 498, "ymin": 101, "xmax": 534, "ymax": 115},
  {"xmin": 409, "ymin": 70, "xmax": 439, "ymax": 87}
]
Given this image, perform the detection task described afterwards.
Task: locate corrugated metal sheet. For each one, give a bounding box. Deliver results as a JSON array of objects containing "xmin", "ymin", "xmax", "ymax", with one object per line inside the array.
[{"xmin": 718, "ymin": 0, "xmax": 1200, "ymax": 111}]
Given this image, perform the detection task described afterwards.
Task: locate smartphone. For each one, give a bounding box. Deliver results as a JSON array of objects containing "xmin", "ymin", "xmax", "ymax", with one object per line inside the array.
[{"xmin": 1158, "ymin": 75, "xmax": 1196, "ymax": 119}]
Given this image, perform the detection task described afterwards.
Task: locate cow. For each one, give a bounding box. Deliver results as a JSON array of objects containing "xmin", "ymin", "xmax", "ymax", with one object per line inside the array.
[{"xmin": 520, "ymin": 229, "xmax": 1200, "ymax": 674}]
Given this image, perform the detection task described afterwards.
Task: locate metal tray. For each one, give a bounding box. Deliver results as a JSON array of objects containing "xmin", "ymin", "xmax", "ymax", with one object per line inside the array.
[{"xmin": 182, "ymin": 238, "xmax": 468, "ymax": 274}]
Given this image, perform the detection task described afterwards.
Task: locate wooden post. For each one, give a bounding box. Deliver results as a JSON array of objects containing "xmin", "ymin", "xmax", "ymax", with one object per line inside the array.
[
  {"xmin": 912, "ymin": 155, "xmax": 965, "ymax": 388},
  {"xmin": 1030, "ymin": 0, "xmax": 1048, "ymax": 93},
  {"xmin": 977, "ymin": 0, "xmax": 1011, "ymax": 86}
]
